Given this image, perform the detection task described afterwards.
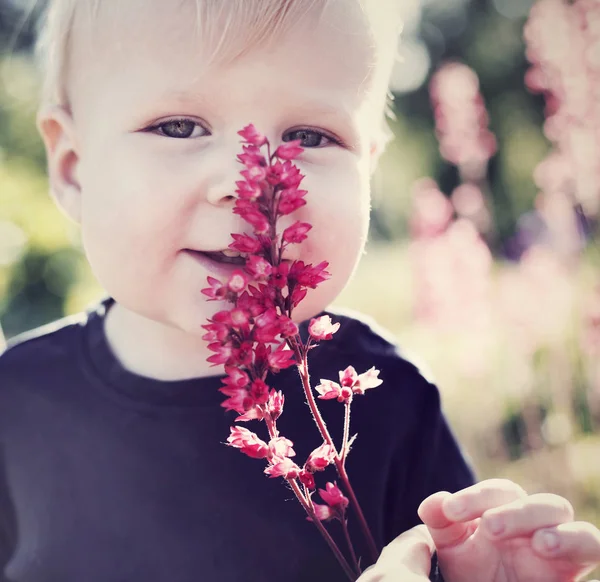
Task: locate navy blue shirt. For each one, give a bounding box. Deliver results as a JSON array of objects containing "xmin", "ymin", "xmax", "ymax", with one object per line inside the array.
[{"xmin": 0, "ymin": 298, "xmax": 474, "ymax": 581}]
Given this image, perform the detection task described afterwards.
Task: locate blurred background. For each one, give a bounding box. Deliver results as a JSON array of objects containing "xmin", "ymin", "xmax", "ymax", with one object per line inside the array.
[{"xmin": 1, "ymin": 0, "xmax": 599, "ymax": 566}]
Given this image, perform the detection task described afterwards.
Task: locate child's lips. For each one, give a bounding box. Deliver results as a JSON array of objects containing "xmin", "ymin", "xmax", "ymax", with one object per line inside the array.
[{"xmin": 184, "ymin": 249, "xmax": 246, "ymax": 277}]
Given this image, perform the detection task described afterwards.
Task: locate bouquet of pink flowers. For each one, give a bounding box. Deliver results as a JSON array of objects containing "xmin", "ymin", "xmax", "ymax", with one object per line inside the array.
[{"xmin": 201, "ymin": 125, "xmax": 383, "ymax": 580}]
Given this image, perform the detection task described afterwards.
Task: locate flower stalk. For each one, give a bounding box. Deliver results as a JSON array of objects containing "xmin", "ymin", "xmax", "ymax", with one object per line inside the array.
[{"xmin": 201, "ymin": 125, "xmax": 384, "ymax": 579}]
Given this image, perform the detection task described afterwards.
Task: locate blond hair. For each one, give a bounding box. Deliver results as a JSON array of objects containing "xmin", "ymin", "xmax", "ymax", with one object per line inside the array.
[{"xmin": 35, "ymin": 0, "xmax": 400, "ymax": 144}]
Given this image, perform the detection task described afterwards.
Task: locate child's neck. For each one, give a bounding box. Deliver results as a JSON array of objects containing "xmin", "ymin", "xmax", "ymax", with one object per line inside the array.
[{"xmin": 103, "ymin": 301, "xmax": 225, "ymax": 382}]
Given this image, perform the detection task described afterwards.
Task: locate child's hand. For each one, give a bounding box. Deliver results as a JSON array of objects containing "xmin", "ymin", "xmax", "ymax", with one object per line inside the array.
[
  {"xmin": 418, "ymin": 479, "xmax": 600, "ymax": 582},
  {"xmin": 357, "ymin": 524, "xmax": 434, "ymax": 581}
]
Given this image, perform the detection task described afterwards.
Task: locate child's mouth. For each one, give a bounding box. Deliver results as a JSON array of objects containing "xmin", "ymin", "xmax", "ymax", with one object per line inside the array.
[{"xmin": 185, "ymin": 249, "xmax": 247, "ymax": 268}]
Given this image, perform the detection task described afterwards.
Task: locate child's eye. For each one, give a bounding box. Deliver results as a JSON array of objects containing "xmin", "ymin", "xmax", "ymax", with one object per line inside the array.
[
  {"xmin": 282, "ymin": 128, "xmax": 342, "ymax": 148},
  {"xmin": 149, "ymin": 118, "xmax": 209, "ymax": 139}
]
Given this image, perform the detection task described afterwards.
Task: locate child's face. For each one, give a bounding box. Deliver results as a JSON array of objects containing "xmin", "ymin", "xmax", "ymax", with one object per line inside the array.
[{"xmin": 41, "ymin": 0, "xmax": 382, "ymax": 335}]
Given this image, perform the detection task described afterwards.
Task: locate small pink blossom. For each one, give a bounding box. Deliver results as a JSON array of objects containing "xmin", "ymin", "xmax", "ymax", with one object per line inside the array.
[
  {"xmin": 353, "ymin": 367, "xmax": 383, "ymax": 395},
  {"xmin": 250, "ymin": 379, "xmax": 270, "ymax": 405},
  {"xmin": 268, "ymin": 436, "xmax": 296, "ymax": 458},
  {"xmin": 201, "ymin": 276, "xmax": 227, "ymax": 300},
  {"xmin": 278, "ymin": 188, "xmax": 308, "ymax": 215},
  {"xmin": 305, "ymin": 442, "xmax": 337, "ymax": 472},
  {"xmin": 315, "ymin": 379, "xmax": 344, "ymax": 401},
  {"xmin": 290, "ymin": 260, "xmax": 331, "ymax": 288},
  {"xmin": 339, "ymin": 366, "xmax": 358, "ymax": 387},
  {"xmin": 207, "ymin": 342, "xmax": 233, "ymax": 366},
  {"xmin": 311, "ymin": 503, "xmax": 335, "ymax": 521},
  {"xmin": 220, "ymin": 386, "xmax": 251, "ymax": 415},
  {"xmin": 282, "ymin": 221, "xmax": 312, "ymax": 244},
  {"xmin": 264, "ymin": 457, "xmax": 301, "ymax": 479},
  {"xmin": 238, "ymin": 124, "xmax": 268, "ymax": 147},
  {"xmin": 275, "ymin": 139, "xmax": 303, "ymax": 160},
  {"xmin": 241, "ymin": 165, "xmax": 268, "ymax": 183},
  {"xmin": 266, "ymin": 344, "xmax": 296, "ymax": 372},
  {"xmin": 308, "ymin": 315, "xmax": 340, "ymax": 341},
  {"xmin": 235, "ymin": 180, "xmax": 262, "ymax": 201},
  {"xmin": 229, "ymin": 308, "xmax": 250, "ymax": 330},
  {"xmin": 266, "ymin": 390, "xmax": 284, "ymax": 420},
  {"xmin": 237, "ymin": 144, "xmax": 267, "ymax": 168},
  {"xmin": 222, "ymin": 367, "xmax": 250, "ymax": 390},
  {"xmin": 277, "ymin": 315, "xmax": 298, "ymax": 338},
  {"xmin": 245, "ymin": 255, "xmax": 273, "ymax": 280},
  {"xmin": 227, "ymin": 426, "xmax": 270, "ymax": 459},
  {"xmin": 299, "ymin": 470, "xmax": 316, "ymax": 490},
  {"xmin": 227, "ymin": 270, "xmax": 249, "ymax": 294},
  {"xmin": 270, "ymin": 262, "xmax": 290, "ymax": 290},
  {"xmin": 230, "ymin": 233, "xmax": 262, "ymax": 254},
  {"xmin": 319, "ymin": 482, "xmax": 349, "ymax": 509},
  {"xmin": 233, "ymin": 200, "xmax": 269, "ymax": 233}
]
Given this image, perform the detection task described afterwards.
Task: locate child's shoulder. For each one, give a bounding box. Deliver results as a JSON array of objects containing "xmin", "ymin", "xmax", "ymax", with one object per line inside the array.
[
  {"xmin": 322, "ymin": 306, "xmax": 435, "ymax": 380},
  {"xmin": 0, "ymin": 308, "xmax": 90, "ymax": 376},
  {"xmin": 318, "ymin": 306, "xmax": 440, "ymax": 407}
]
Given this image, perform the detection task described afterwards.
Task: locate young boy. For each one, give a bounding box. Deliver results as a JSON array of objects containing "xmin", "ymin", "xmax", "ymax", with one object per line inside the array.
[{"xmin": 0, "ymin": 0, "xmax": 598, "ymax": 581}]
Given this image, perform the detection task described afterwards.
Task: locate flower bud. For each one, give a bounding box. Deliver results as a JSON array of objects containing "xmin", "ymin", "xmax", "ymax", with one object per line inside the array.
[{"xmin": 308, "ymin": 315, "xmax": 340, "ymax": 341}]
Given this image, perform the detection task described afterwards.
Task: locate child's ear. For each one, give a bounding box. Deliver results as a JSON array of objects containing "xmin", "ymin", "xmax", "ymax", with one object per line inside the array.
[{"xmin": 36, "ymin": 106, "xmax": 82, "ymax": 224}]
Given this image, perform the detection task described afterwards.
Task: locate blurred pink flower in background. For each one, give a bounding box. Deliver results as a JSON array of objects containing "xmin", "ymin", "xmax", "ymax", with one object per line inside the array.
[
  {"xmin": 430, "ymin": 62, "xmax": 497, "ymax": 180},
  {"xmin": 525, "ymin": 0, "xmax": 600, "ymax": 217}
]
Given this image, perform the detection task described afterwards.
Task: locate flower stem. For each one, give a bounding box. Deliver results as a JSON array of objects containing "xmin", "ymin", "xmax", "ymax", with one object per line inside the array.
[
  {"xmin": 288, "ymin": 480, "xmax": 357, "ymax": 582},
  {"xmin": 289, "ymin": 338, "xmax": 380, "ymax": 564},
  {"xmin": 341, "ymin": 518, "xmax": 361, "ymax": 576},
  {"xmin": 341, "ymin": 401, "xmax": 351, "ymax": 465},
  {"xmin": 263, "ymin": 409, "xmax": 355, "ymax": 581}
]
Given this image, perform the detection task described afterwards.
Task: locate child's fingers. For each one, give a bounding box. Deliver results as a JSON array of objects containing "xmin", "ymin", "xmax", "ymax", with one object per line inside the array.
[
  {"xmin": 479, "ymin": 493, "xmax": 574, "ymax": 540},
  {"xmin": 439, "ymin": 479, "xmax": 528, "ymax": 523},
  {"xmin": 531, "ymin": 521, "xmax": 600, "ymax": 567},
  {"xmin": 358, "ymin": 525, "xmax": 434, "ymax": 581},
  {"xmin": 419, "ymin": 491, "xmax": 482, "ymax": 549}
]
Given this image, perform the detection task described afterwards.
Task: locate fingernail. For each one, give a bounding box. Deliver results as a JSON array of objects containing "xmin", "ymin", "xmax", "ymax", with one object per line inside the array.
[
  {"xmin": 486, "ymin": 516, "xmax": 505, "ymax": 536},
  {"xmin": 445, "ymin": 497, "xmax": 466, "ymax": 518},
  {"xmin": 541, "ymin": 531, "xmax": 560, "ymax": 552}
]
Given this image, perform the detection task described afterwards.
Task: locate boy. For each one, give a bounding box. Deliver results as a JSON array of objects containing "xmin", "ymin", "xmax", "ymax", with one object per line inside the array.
[{"xmin": 0, "ymin": 0, "xmax": 598, "ymax": 580}]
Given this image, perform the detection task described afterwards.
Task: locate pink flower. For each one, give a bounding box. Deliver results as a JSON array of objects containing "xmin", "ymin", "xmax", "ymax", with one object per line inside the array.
[
  {"xmin": 227, "ymin": 270, "xmax": 249, "ymax": 294},
  {"xmin": 266, "ymin": 344, "xmax": 296, "ymax": 372},
  {"xmin": 250, "ymin": 378, "xmax": 270, "ymax": 405},
  {"xmin": 234, "ymin": 200, "xmax": 269, "ymax": 233},
  {"xmin": 266, "ymin": 389, "xmax": 284, "ymax": 420},
  {"xmin": 268, "ymin": 436, "xmax": 295, "ymax": 458},
  {"xmin": 245, "ymin": 255, "xmax": 273, "ymax": 280},
  {"xmin": 201, "ymin": 276, "xmax": 227, "ymax": 300},
  {"xmin": 264, "ymin": 457, "xmax": 301, "ymax": 479},
  {"xmin": 305, "ymin": 442, "xmax": 337, "ymax": 472},
  {"xmin": 290, "ymin": 286, "xmax": 307, "ymax": 308},
  {"xmin": 339, "ymin": 366, "xmax": 358, "ymax": 387},
  {"xmin": 282, "ymin": 221, "xmax": 312, "ymax": 244},
  {"xmin": 238, "ymin": 124, "xmax": 268, "ymax": 147},
  {"xmin": 229, "ymin": 233, "xmax": 262, "ymax": 254},
  {"xmin": 268, "ymin": 160, "xmax": 304, "ymax": 188},
  {"xmin": 299, "ymin": 470, "xmax": 316, "ymax": 490},
  {"xmin": 353, "ymin": 367, "xmax": 383, "ymax": 395},
  {"xmin": 241, "ymin": 165, "xmax": 268, "ymax": 183},
  {"xmin": 270, "ymin": 262, "xmax": 290, "ymax": 290},
  {"xmin": 229, "ymin": 308, "xmax": 250, "ymax": 330},
  {"xmin": 311, "ymin": 503, "xmax": 334, "ymax": 521},
  {"xmin": 227, "ymin": 427, "xmax": 270, "ymax": 459},
  {"xmin": 315, "ymin": 379, "xmax": 344, "ymax": 401},
  {"xmin": 235, "ymin": 180, "xmax": 262, "ymax": 201},
  {"xmin": 220, "ymin": 386, "xmax": 251, "ymax": 415},
  {"xmin": 231, "ymin": 341, "xmax": 254, "ymax": 367},
  {"xmin": 277, "ymin": 315, "xmax": 298, "ymax": 338},
  {"xmin": 275, "ymin": 139, "xmax": 303, "ymax": 160},
  {"xmin": 237, "ymin": 144, "xmax": 267, "ymax": 169},
  {"xmin": 222, "ymin": 367, "xmax": 250, "ymax": 390},
  {"xmin": 278, "ymin": 188, "xmax": 307, "ymax": 216},
  {"xmin": 290, "ymin": 260, "xmax": 330, "ymax": 288},
  {"xmin": 308, "ymin": 315, "xmax": 340, "ymax": 341},
  {"xmin": 235, "ymin": 406, "xmax": 265, "ymax": 423},
  {"xmin": 319, "ymin": 482, "xmax": 349, "ymax": 509},
  {"xmin": 207, "ymin": 342, "xmax": 234, "ymax": 366}
]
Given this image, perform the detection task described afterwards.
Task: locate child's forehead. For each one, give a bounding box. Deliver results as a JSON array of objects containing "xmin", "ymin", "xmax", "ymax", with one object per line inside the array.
[{"xmin": 67, "ymin": 0, "xmax": 381, "ymax": 114}]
